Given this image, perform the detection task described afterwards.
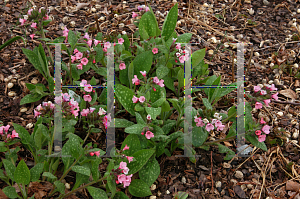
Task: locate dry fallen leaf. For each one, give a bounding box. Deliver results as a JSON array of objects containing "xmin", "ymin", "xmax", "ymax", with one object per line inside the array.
[{"xmin": 279, "ymin": 89, "xmax": 297, "ymax": 100}]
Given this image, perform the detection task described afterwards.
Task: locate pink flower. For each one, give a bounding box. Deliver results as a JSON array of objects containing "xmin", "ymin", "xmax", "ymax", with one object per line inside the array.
[
  {"xmin": 132, "ymin": 12, "xmax": 138, "ymax": 18},
  {"xmin": 89, "ymin": 107, "xmax": 95, "ymax": 113},
  {"xmin": 140, "ymin": 71, "xmax": 146, "ymax": 77},
  {"xmin": 260, "ymin": 118, "xmax": 266, "ymax": 124},
  {"xmin": 94, "ymin": 39, "xmax": 100, "ymax": 46},
  {"xmin": 153, "ymin": 87, "xmax": 156, "ymax": 91},
  {"xmin": 157, "ymin": 79, "xmax": 165, "ymax": 87},
  {"xmin": 31, "ymin": 23, "xmax": 37, "ymax": 28},
  {"xmin": 260, "ymin": 90, "xmax": 267, "ymax": 95},
  {"xmin": 83, "ymin": 33, "xmax": 90, "ymax": 40},
  {"xmin": 63, "ymin": 27, "xmax": 69, "ymax": 37},
  {"xmin": 141, "ymin": 132, "xmax": 144, "ymax": 135},
  {"xmin": 145, "ymin": 131, "xmax": 154, "ymax": 139},
  {"xmin": 34, "ymin": 110, "xmax": 41, "ymax": 118},
  {"xmin": 176, "ymin": 43, "xmax": 181, "ymax": 49},
  {"xmin": 103, "ymin": 47, "xmax": 107, "ymax": 52},
  {"xmin": 43, "ymin": 15, "xmax": 49, "ymax": 20},
  {"xmin": 269, "ymin": 84, "xmax": 277, "ymax": 91},
  {"xmin": 262, "ymin": 125, "xmax": 270, "ymax": 134},
  {"xmin": 118, "ymin": 38, "xmax": 124, "ymax": 44},
  {"xmin": 81, "ymin": 109, "xmax": 90, "ymax": 116},
  {"xmin": 89, "ymin": 152, "xmax": 94, "ymax": 156},
  {"xmin": 152, "ymin": 48, "xmax": 158, "ymax": 54},
  {"xmin": 145, "ymin": 6, "xmax": 150, "ymax": 12},
  {"xmin": 83, "ymin": 94, "xmax": 92, "ymax": 102},
  {"xmin": 176, "ymin": 52, "xmax": 181, "ymax": 57},
  {"xmin": 81, "ymin": 57, "xmax": 89, "ymax": 65},
  {"xmin": 62, "ymin": 93, "xmax": 70, "ymax": 101},
  {"xmin": 7, "ymin": 134, "xmax": 11, "ymax": 139},
  {"xmin": 126, "ymin": 156, "xmax": 134, "ymax": 163},
  {"xmin": 29, "ymin": 34, "xmax": 35, "ymax": 40},
  {"xmin": 119, "ymin": 63, "xmax": 126, "ymax": 70},
  {"xmin": 152, "ymin": 77, "xmax": 159, "ymax": 85},
  {"xmin": 132, "ymin": 75, "xmax": 140, "ymax": 85},
  {"xmin": 255, "ymin": 102, "xmax": 262, "ymax": 109},
  {"xmin": 104, "ymin": 42, "xmax": 111, "ymax": 49},
  {"xmin": 119, "ymin": 162, "xmax": 129, "ymax": 174},
  {"xmin": 0, "ymin": 126, "xmax": 3, "ymax": 135},
  {"xmin": 132, "ymin": 95, "xmax": 139, "ymax": 103},
  {"xmin": 255, "ymin": 130, "xmax": 261, "ymax": 136},
  {"xmin": 77, "ymin": 63, "xmax": 83, "ymax": 70},
  {"xmin": 3, "ymin": 125, "xmax": 10, "ymax": 134},
  {"xmin": 123, "ymin": 145, "xmax": 130, "ymax": 151},
  {"xmin": 11, "ymin": 130, "xmax": 18, "ymax": 138},
  {"xmin": 94, "ymin": 151, "xmax": 100, "ymax": 157},
  {"xmin": 118, "ymin": 174, "xmax": 127, "ymax": 184},
  {"xmin": 179, "ymin": 55, "xmax": 185, "ymax": 63},
  {"xmin": 80, "ymin": 79, "xmax": 88, "ymax": 87},
  {"xmin": 75, "ymin": 52, "xmax": 83, "ymax": 60},
  {"xmin": 71, "ymin": 55, "xmax": 76, "ymax": 63},
  {"xmin": 215, "ymin": 120, "xmax": 225, "ymax": 131},
  {"xmin": 263, "ymin": 99, "xmax": 271, "ymax": 107},
  {"xmin": 147, "ymin": 114, "xmax": 151, "ymax": 120},
  {"xmin": 19, "ymin": 18, "xmax": 26, "ymax": 26},
  {"xmin": 28, "ymin": 8, "xmax": 33, "ymax": 15},
  {"xmin": 98, "ymin": 108, "xmax": 106, "ymax": 115},
  {"xmin": 139, "ymin": 96, "xmax": 145, "ymax": 103},
  {"xmin": 271, "ymin": 92, "xmax": 278, "ymax": 100},
  {"xmin": 205, "ymin": 123, "xmax": 214, "ymax": 132},
  {"xmin": 73, "ymin": 49, "xmax": 79, "ymax": 54},
  {"xmin": 87, "ymin": 40, "xmax": 93, "ymax": 47},
  {"xmin": 253, "ymin": 85, "xmax": 261, "ymax": 92},
  {"xmin": 258, "ymin": 134, "xmax": 266, "ymax": 142},
  {"xmin": 194, "ymin": 117, "xmax": 205, "ymax": 127},
  {"xmin": 84, "ymin": 84, "xmax": 93, "ymax": 92},
  {"xmin": 122, "ymin": 175, "xmax": 133, "ymax": 188}
]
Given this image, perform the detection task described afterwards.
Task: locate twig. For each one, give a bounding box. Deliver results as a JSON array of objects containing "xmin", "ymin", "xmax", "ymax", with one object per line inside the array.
[{"xmin": 272, "ymin": 99, "xmax": 300, "ymax": 106}]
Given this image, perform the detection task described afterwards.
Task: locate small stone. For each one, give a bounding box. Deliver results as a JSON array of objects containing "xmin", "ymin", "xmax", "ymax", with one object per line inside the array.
[
  {"xmin": 247, "ymin": 184, "xmax": 254, "ymax": 189},
  {"xmin": 150, "ymin": 196, "xmax": 156, "ymax": 199},
  {"xmin": 91, "ymin": 7, "xmax": 96, "ymax": 12},
  {"xmin": 166, "ymin": 190, "xmax": 170, "ymax": 195},
  {"xmin": 20, "ymin": 107, "xmax": 28, "ymax": 113},
  {"xmin": 230, "ymin": 179, "xmax": 238, "ymax": 185},
  {"xmin": 241, "ymin": 184, "xmax": 247, "ymax": 191},
  {"xmin": 297, "ymin": 9, "xmax": 300, "ymax": 14},
  {"xmin": 277, "ymin": 112, "xmax": 283, "ymax": 117},
  {"xmin": 65, "ymin": 183, "xmax": 70, "ymax": 189},
  {"xmin": 8, "ymin": 91, "xmax": 16, "ymax": 97},
  {"xmin": 181, "ymin": 176, "xmax": 186, "ymax": 184},
  {"xmin": 157, "ymin": 191, "xmax": 162, "ymax": 197},
  {"xmin": 235, "ymin": 170, "xmax": 244, "ymax": 179},
  {"xmin": 248, "ymin": 8, "xmax": 254, "ymax": 15},
  {"xmin": 293, "ymin": 130, "xmax": 299, "ymax": 139},
  {"xmin": 150, "ymin": 184, "xmax": 156, "ymax": 190},
  {"xmin": 26, "ymin": 123, "xmax": 34, "ymax": 129},
  {"xmin": 31, "ymin": 77, "xmax": 39, "ymax": 84},
  {"xmin": 223, "ymin": 162, "xmax": 231, "ymax": 169},
  {"xmin": 208, "ymin": 50, "xmax": 214, "ymax": 55},
  {"xmin": 70, "ymin": 21, "xmax": 76, "ymax": 27},
  {"xmin": 216, "ymin": 181, "xmax": 222, "ymax": 188},
  {"xmin": 100, "ymin": 16, "xmax": 105, "ymax": 21},
  {"xmin": 254, "ymin": 52, "xmax": 260, "ymax": 56},
  {"xmin": 7, "ymin": 82, "xmax": 14, "ymax": 88}
]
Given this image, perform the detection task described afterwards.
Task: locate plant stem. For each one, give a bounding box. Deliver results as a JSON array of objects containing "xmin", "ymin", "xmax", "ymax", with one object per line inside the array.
[
  {"xmin": 41, "ymin": 28, "xmax": 54, "ymax": 77},
  {"xmin": 82, "ymin": 127, "xmax": 92, "ymax": 146},
  {"xmin": 57, "ymin": 175, "xmax": 109, "ymax": 199}
]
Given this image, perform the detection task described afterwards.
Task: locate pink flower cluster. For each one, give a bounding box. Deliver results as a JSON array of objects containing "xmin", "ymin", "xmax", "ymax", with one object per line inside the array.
[
  {"xmin": 132, "ymin": 95, "xmax": 146, "ymax": 103},
  {"xmin": 103, "ymin": 113, "xmax": 112, "ymax": 129},
  {"xmin": 194, "ymin": 116, "xmax": 225, "ymax": 132},
  {"xmin": 253, "ymin": 84, "xmax": 278, "ymax": 109},
  {"xmin": 71, "ymin": 49, "xmax": 89, "ymax": 70},
  {"xmin": 119, "ymin": 62, "xmax": 126, "ymax": 70},
  {"xmin": 141, "ymin": 130, "xmax": 154, "ymax": 139},
  {"xmin": 175, "ymin": 47, "xmax": 190, "ymax": 63},
  {"xmin": 137, "ymin": 5, "xmax": 150, "ymax": 12},
  {"xmin": 0, "ymin": 125, "xmax": 19, "ymax": 141},
  {"xmin": 255, "ymin": 118, "xmax": 270, "ymax": 142},
  {"xmin": 153, "ymin": 77, "xmax": 165, "ymax": 87},
  {"xmin": 115, "ymin": 161, "xmax": 133, "ymax": 188},
  {"xmin": 63, "ymin": 27, "xmax": 69, "ymax": 42},
  {"xmin": 52, "ymin": 93, "xmax": 80, "ymax": 118},
  {"xmin": 89, "ymin": 150, "xmax": 101, "ymax": 157},
  {"xmin": 34, "ymin": 101, "xmax": 56, "ymax": 118},
  {"xmin": 80, "ymin": 79, "xmax": 94, "ymax": 102}
]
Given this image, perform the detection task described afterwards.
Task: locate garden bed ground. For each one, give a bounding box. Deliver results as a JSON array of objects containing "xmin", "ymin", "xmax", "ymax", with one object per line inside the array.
[{"xmin": 0, "ymin": 0, "xmax": 300, "ymax": 198}]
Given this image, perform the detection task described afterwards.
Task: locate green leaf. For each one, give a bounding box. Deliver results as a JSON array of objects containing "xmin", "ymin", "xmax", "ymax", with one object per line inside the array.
[
  {"xmin": 161, "ymin": 100, "xmax": 171, "ymax": 113},
  {"xmin": 87, "ymin": 186, "xmax": 108, "ymax": 199},
  {"xmin": 30, "ymin": 163, "xmax": 44, "ymax": 182},
  {"xmin": 128, "ymin": 62, "xmax": 134, "ymax": 88},
  {"xmin": 90, "ymin": 76, "xmax": 97, "ymax": 85},
  {"xmin": 139, "ymin": 26, "xmax": 149, "ymax": 41},
  {"xmin": 2, "ymin": 159, "xmax": 15, "ymax": 182},
  {"xmin": 121, "ymin": 134, "xmax": 141, "ymax": 156},
  {"xmin": 125, "ymin": 124, "xmax": 146, "ymax": 134},
  {"xmin": 178, "ymin": 68, "xmax": 184, "ymax": 89},
  {"xmin": 115, "ymin": 84, "xmax": 135, "ymax": 115},
  {"xmin": 216, "ymin": 144, "xmax": 236, "ymax": 160},
  {"xmin": 2, "ymin": 186, "xmax": 20, "ymax": 199},
  {"xmin": 161, "ymin": 3, "xmax": 178, "ymax": 41},
  {"xmin": 107, "ymin": 175, "xmax": 116, "ymax": 198},
  {"xmin": 139, "ymin": 156, "xmax": 160, "ymax": 187},
  {"xmin": 20, "ymin": 94, "xmax": 43, "ymax": 106},
  {"xmin": 139, "ymin": 12, "xmax": 157, "ymax": 40},
  {"xmin": 14, "ymin": 159, "xmax": 30, "ymax": 185},
  {"xmin": 246, "ymin": 134, "xmax": 267, "ymax": 151},
  {"xmin": 202, "ymin": 98, "xmax": 212, "ymax": 110},
  {"xmin": 22, "ymin": 48, "xmax": 44, "ymax": 77},
  {"xmin": 34, "ymin": 124, "xmax": 48, "ymax": 150},
  {"xmin": 54, "ymin": 181, "xmax": 65, "ymax": 194},
  {"xmin": 133, "ymin": 51, "xmax": 153, "ymax": 79},
  {"xmin": 177, "ymin": 33, "xmax": 192, "ymax": 43},
  {"xmin": 42, "ymin": 172, "xmax": 57, "ymax": 180},
  {"xmin": 134, "ymin": 103, "xmax": 144, "ymax": 112},
  {"xmin": 68, "ymin": 30, "xmax": 77, "ymax": 49},
  {"xmin": 162, "ymin": 76, "xmax": 175, "ymax": 92},
  {"xmin": 192, "ymin": 127, "xmax": 209, "ymax": 147},
  {"xmin": 192, "ymin": 49, "xmax": 206, "ymax": 68},
  {"xmin": 114, "ymin": 118, "xmax": 134, "ymax": 128},
  {"xmin": 95, "ymin": 46, "xmax": 103, "ymax": 62},
  {"xmin": 48, "ymin": 76, "xmax": 54, "ymax": 93},
  {"xmin": 145, "ymin": 107, "xmax": 161, "ymax": 120},
  {"xmin": 0, "ymin": 36, "xmax": 25, "ymax": 51},
  {"xmin": 128, "ymin": 179, "xmax": 152, "ymax": 197},
  {"xmin": 150, "ymin": 85, "xmax": 166, "ymax": 103},
  {"xmin": 38, "ymin": 43, "xmax": 48, "ymax": 77},
  {"xmin": 113, "ymin": 191, "xmax": 130, "ymax": 199},
  {"xmin": 13, "ymin": 123, "xmax": 35, "ymax": 147},
  {"xmin": 135, "ymin": 112, "xmax": 146, "ymax": 125},
  {"xmin": 52, "ymin": 36, "xmax": 66, "ymax": 43},
  {"xmin": 156, "ymin": 66, "xmax": 170, "ymax": 79},
  {"xmin": 121, "ymin": 35, "xmax": 130, "ymax": 51},
  {"xmin": 151, "ymin": 98, "xmax": 165, "ymax": 108},
  {"xmin": 91, "ymin": 158, "xmax": 102, "ymax": 181},
  {"xmin": 128, "ymin": 149, "xmax": 155, "ymax": 174},
  {"xmin": 72, "ymin": 166, "xmax": 91, "ymax": 176}
]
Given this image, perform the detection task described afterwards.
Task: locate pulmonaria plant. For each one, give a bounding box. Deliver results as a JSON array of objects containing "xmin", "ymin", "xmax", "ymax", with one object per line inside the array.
[{"xmin": 194, "ymin": 112, "xmax": 225, "ymax": 132}]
